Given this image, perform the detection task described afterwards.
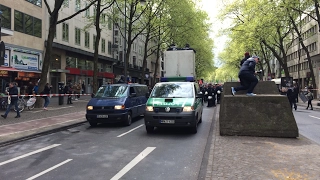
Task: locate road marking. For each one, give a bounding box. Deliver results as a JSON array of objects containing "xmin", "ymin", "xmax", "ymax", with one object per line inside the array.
[
  {"xmin": 309, "ymin": 115, "xmax": 320, "ymax": 120},
  {"xmin": 0, "ymin": 118, "xmax": 85, "ymax": 137},
  {"xmin": 110, "ymin": 147, "xmax": 156, "ymax": 180},
  {"xmin": 0, "ymin": 144, "xmax": 61, "ymax": 166},
  {"xmin": 117, "ymin": 124, "xmax": 144, "ymax": 137},
  {"xmin": 25, "ymin": 159, "xmax": 72, "ymax": 180},
  {"xmin": 29, "ymin": 106, "xmax": 74, "ymax": 113}
]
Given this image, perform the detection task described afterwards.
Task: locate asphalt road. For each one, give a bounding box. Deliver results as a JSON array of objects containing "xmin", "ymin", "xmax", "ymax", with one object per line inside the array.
[
  {"xmin": 293, "ymin": 106, "xmax": 320, "ymax": 144},
  {"xmin": 0, "ymin": 107, "xmax": 215, "ymax": 180}
]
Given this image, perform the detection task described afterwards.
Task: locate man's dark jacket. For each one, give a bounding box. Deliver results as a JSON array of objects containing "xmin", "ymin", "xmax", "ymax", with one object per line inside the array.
[
  {"xmin": 239, "ymin": 58, "xmax": 256, "ymax": 76},
  {"xmin": 8, "ymin": 86, "xmax": 19, "ymax": 101}
]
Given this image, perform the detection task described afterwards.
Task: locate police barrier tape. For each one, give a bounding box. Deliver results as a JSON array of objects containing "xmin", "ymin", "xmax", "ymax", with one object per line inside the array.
[{"xmin": 0, "ymin": 93, "xmax": 93, "ymax": 98}]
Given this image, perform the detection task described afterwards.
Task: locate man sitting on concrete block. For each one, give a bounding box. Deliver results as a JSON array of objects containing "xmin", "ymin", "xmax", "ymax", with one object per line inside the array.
[{"xmin": 231, "ymin": 56, "xmax": 259, "ymax": 96}]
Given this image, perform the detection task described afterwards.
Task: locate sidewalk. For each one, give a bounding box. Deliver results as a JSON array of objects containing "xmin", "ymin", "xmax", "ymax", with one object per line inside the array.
[{"xmin": 204, "ymin": 105, "xmax": 320, "ymax": 180}]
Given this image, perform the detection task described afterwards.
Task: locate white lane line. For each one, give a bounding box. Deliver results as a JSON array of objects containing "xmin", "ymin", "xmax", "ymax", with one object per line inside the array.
[
  {"xmin": 110, "ymin": 147, "xmax": 156, "ymax": 180},
  {"xmin": 26, "ymin": 159, "xmax": 72, "ymax": 180},
  {"xmin": 0, "ymin": 144, "xmax": 61, "ymax": 166},
  {"xmin": 309, "ymin": 115, "xmax": 320, "ymax": 120},
  {"xmin": 117, "ymin": 124, "xmax": 144, "ymax": 137}
]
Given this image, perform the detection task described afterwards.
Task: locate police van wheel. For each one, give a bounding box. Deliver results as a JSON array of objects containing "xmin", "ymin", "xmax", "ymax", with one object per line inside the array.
[
  {"xmin": 190, "ymin": 118, "xmax": 198, "ymax": 134},
  {"xmin": 146, "ymin": 126, "xmax": 154, "ymax": 133},
  {"xmin": 124, "ymin": 112, "xmax": 132, "ymax": 126}
]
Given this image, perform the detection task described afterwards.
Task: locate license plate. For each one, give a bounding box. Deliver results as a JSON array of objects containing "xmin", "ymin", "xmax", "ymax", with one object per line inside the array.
[
  {"xmin": 160, "ymin": 120, "xmax": 175, "ymax": 124},
  {"xmin": 97, "ymin": 115, "xmax": 108, "ymax": 118}
]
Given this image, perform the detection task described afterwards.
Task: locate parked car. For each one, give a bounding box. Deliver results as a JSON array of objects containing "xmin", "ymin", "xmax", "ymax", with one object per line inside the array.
[{"xmin": 86, "ymin": 84, "xmax": 148, "ymax": 126}]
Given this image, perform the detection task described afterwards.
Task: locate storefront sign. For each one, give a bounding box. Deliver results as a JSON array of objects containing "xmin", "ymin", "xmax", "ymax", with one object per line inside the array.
[
  {"xmin": 0, "ymin": 70, "xmax": 9, "ymax": 77},
  {"xmin": 4, "ymin": 49, "xmax": 9, "ymax": 66},
  {"xmin": 11, "ymin": 51, "xmax": 39, "ymax": 70}
]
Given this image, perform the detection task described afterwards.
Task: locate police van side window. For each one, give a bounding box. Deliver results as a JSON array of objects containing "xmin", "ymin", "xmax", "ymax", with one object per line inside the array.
[
  {"xmin": 130, "ymin": 87, "xmax": 135, "ymax": 95},
  {"xmin": 135, "ymin": 86, "xmax": 147, "ymax": 96}
]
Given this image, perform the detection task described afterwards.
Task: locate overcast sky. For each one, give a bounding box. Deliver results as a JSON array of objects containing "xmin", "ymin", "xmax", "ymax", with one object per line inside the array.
[{"xmin": 197, "ymin": 0, "xmax": 231, "ymax": 67}]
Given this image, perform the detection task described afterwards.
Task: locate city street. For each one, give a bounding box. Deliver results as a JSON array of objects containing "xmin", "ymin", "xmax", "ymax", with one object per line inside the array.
[
  {"xmin": 293, "ymin": 105, "xmax": 320, "ymax": 144},
  {"xmin": 0, "ymin": 107, "xmax": 215, "ymax": 180}
]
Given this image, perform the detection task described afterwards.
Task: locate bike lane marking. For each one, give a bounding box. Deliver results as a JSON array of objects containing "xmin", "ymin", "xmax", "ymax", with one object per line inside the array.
[
  {"xmin": 309, "ymin": 115, "xmax": 320, "ymax": 120},
  {"xmin": 0, "ymin": 144, "xmax": 61, "ymax": 166},
  {"xmin": 116, "ymin": 124, "xmax": 144, "ymax": 137},
  {"xmin": 25, "ymin": 159, "xmax": 72, "ymax": 180},
  {"xmin": 110, "ymin": 147, "xmax": 156, "ymax": 180}
]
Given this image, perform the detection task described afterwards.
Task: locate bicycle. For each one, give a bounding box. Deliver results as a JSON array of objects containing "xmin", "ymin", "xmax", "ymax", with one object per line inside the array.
[{"xmin": 13, "ymin": 95, "xmax": 36, "ymax": 113}]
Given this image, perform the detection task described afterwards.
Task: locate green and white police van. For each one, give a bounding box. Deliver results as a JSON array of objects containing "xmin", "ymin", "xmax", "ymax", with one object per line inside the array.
[{"xmin": 144, "ymin": 77, "xmax": 204, "ymax": 134}]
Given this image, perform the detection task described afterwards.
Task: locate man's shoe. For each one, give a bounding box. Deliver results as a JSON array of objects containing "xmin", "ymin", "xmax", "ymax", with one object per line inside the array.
[
  {"xmin": 310, "ymin": 108, "xmax": 313, "ymax": 110},
  {"xmin": 294, "ymin": 107, "xmax": 297, "ymax": 111},
  {"xmin": 246, "ymin": 93, "xmax": 257, "ymax": 96},
  {"xmin": 231, "ymin": 87, "xmax": 236, "ymax": 96},
  {"xmin": 14, "ymin": 115, "xmax": 20, "ymax": 118},
  {"xmin": 1, "ymin": 115, "xmax": 7, "ymax": 119}
]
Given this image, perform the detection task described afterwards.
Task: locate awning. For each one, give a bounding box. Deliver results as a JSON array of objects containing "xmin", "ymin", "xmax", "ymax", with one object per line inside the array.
[
  {"xmin": 0, "ymin": 66, "xmax": 20, "ymax": 72},
  {"xmin": 20, "ymin": 70, "xmax": 42, "ymax": 73}
]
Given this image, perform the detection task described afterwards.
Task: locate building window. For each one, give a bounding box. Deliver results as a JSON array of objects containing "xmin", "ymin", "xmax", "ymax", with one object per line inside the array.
[
  {"xmin": 108, "ymin": 41, "xmax": 112, "ymax": 55},
  {"xmin": 85, "ymin": 32, "xmax": 90, "ymax": 48},
  {"xmin": 75, "ymin": 27, "xmax": 81, "ymax": 45},
  {"xmin": 75, "ymin": 0, "xmax": 81, "ymax": 12},
  {"xmin": 108, "ymin": 17, "xmax": 112, "ymax": 30},
  {"xmin": 101, "ymin": 39, "xmax": 106, "ymax": 53},
  {"xmin": 133, "ymin": 56, "xmax": 137, "ymax": 66},
  {"xmin": 93, "ymin": 35, "xmax": 96, "ymax": 49},
  {"xmin": 85, "ymin": 3, "xmax": 90, "ymax": 17},
  {"xmin": 62, "ymin": 23, "xmax": 69, "ymax": 41},
  {"xmin": 25, "ymin": 0, "xmax": 42, "ymax": 7},
  {"xmin": 14, "ymin": 10, "xmax": 42, "ymax": 38},
  {"xmin": 0, "ymin": 5, "xmax": 11, "ymax": 29},
  {"xmin": 63, "ymin": 0, "xmax": 69, "ymax": 7}
]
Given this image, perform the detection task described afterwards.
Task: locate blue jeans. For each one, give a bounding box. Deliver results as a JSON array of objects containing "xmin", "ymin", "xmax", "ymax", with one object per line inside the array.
[
  {"xmin": 5, "ymin": 99, "xmax": 20, "ymax": 117},
  {"xmin": 44, "ymin": 96, "xmax": 50, "ymax": 108}
]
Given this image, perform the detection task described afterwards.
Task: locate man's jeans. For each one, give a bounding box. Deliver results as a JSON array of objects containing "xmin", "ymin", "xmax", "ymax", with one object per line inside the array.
[
  {"xmin": 235, "ymin": 73, "xmax": 258, "ymax": 93},
  {"xmin": 44, "ymin": 96, "xmax": 50, "ymax": 108},
  {"xmin": 5, "ymin": 99, "xmax": 20, "ymax": 116}
]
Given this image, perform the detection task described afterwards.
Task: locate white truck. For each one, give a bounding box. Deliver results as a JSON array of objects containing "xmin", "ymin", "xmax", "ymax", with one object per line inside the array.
[{"xmin": 163, "ymin": 49, "xmax": 196, "ymax": 78}]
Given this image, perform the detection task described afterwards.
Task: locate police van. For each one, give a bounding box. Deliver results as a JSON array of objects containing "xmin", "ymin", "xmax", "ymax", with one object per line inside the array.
[{"xmin": 144, "ymin": 77, "xmax": 203, "ymax": 134}]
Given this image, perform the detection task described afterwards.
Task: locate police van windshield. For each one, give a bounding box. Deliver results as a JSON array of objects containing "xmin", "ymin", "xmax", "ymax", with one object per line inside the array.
[
  {"xmin": 95, "ymin": 85, "xmax": 128, "ymax": 98},
  {"xmin": 151, "ymin": 83, "xmax": 194, "ymax": 98}
]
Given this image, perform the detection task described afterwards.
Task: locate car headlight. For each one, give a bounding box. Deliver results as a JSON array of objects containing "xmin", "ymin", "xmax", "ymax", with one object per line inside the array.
[
  {"xmin": 146, "ymin": 106, "xmax": 154, "ymax": 111},
  {"xmin": 114, "ymin": 105, "xmax": 125, "ymax": 110},
  {"xmin": 87, "ymin": 106, "xmax": 93, "ymax": 110},
  {"xmin": 183, "ymin": 106, "xmax": 194, "ymax": 112}
]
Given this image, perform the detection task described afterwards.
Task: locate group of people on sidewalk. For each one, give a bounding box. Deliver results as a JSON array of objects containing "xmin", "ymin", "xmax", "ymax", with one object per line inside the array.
[{"xmin": 1, "ymin": 82, "xmax": 52, "ymax": 119}]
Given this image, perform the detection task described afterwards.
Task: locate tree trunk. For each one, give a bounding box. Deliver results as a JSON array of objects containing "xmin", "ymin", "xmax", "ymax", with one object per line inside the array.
[{"xmin": 93, "ymin": 0, "xmax": 102, "ymax": 93}]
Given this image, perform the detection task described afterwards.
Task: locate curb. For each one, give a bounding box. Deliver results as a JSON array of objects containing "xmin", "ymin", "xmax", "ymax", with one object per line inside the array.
[{"xmin": 0, "ymin": 120, "xmax": 87, "ymax": 147}]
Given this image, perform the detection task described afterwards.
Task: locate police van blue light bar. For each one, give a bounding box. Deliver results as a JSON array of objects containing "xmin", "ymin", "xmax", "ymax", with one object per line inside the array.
[{"xmin": 160, "ymin": 76, "xmax": 195, "ymax": 82}]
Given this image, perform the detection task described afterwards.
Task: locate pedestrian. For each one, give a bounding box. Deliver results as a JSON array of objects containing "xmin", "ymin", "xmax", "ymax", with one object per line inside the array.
[
  {"xmin": 287, "ymin": 87, "xmax": 297, "ymax": 111},
  {"xmin": 65, "ymin": 83, "xmax": 73, "ymax": 104},
  {"xmin": 231, "ymin": 56, "xmax": 259, "ymax": 96},
  {"xmin": 33, "ymin": 82, "xmax": 39, "ymax": 95},
  {"xmin": 207, "ymin": 84, "xmax": 216, "ymax": 107},
  {"xmin": 41, "ymin": 83, "xmax": 52, "ymax": 110},
  {"xmin": 27, "ymin": 81, "xmax": 34, "ymax": 95},
  {"xmin": 306, "ymin": 88, "xmax": 313, "ymax": 110},
  {"xmin": 82, "ymin": 81, "xmax": 85, "ymax": 95},
  {"xmin": 1, "ymin": 82, "xmax": 20, "ymax": 119},
  {"xmin": 293, "ymin": 82, "xmax": 299, "ymax": 103},
  {"xmin": 215, "ymin": 84, "xmax": 222, "ymax": 104},
  {"xmin": 240, "ymin": 52, "xmax": 250, "ymax": 67}
]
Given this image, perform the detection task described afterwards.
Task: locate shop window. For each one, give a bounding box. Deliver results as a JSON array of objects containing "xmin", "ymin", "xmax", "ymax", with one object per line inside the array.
[
  {"xmin": 62, "ymin": 23, "xmax": 69, "ymax": 42},
  {"xmin": 78, "ymin": 59, "xmax": 86, "ymax": 69},
  {"xmin": 14, "ymin": 10, "xmax": 42, "ymax": 38},
  {"xmin": 86, "ymin": 60, "xmax": 93, "ymax": 70},
  {"xmin": 85, "ymin": 31, "xmax": 90, "ymax": 48},
  {"xmin": 105, "ymin": 65, "xmax": 112, "ymax": 72},
  {"xmin": 66, "ymin": 57, "xmax": 77, "ymax": 68},
  {"xmin": 101, "ymin": 39, "xmax": 106, "ymax": 53},
  {"xmin": 25, "ymin": 0, "xmax": 42, "ymax": 7},
  {"xmin": 75, "ymin": 27, "xmax": 81, "ymax": 45},
  {"xmin": 0, "ymin": 5, "xmax": 11, "ymax": 29}
]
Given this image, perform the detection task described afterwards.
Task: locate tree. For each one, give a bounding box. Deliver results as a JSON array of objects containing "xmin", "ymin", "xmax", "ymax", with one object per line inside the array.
[{"xmin": 37, "ymin": 0, "xmax": 96, "ymax": 107}]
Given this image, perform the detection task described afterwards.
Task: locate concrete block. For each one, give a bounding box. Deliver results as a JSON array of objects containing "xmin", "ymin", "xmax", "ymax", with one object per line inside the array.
[
  {"xmin": 223, "ymin": 81, "xmax": 279, "ymax": 95},
  {"xmin": 219, "ymin": 94, "xmax": 299, "ymax": 138}
]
